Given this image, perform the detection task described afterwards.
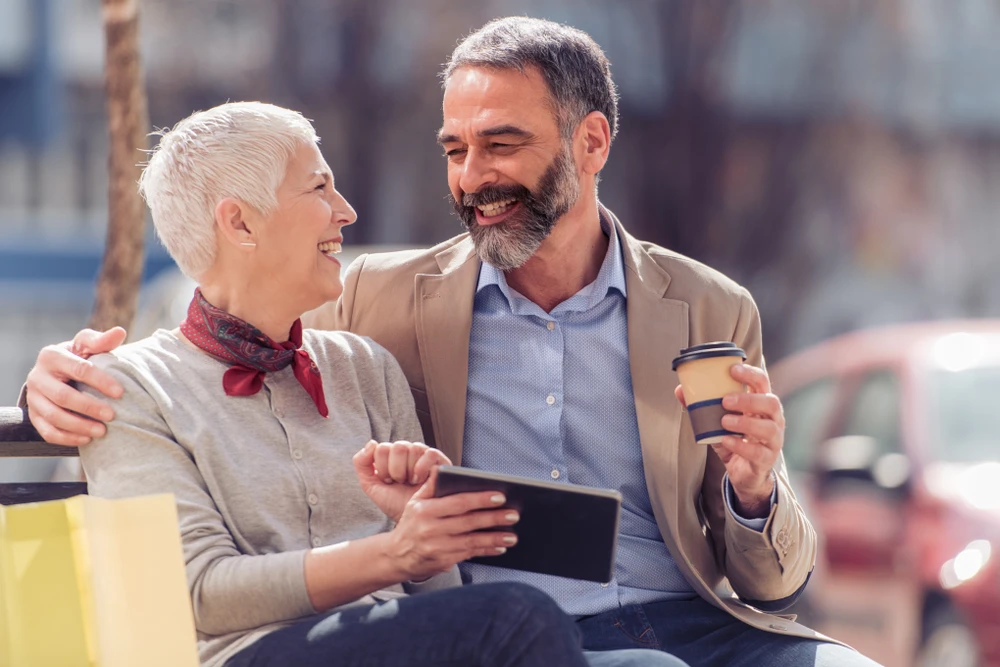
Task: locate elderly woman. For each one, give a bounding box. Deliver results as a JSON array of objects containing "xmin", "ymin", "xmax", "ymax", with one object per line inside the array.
[{"xmin": 78, "ymin": 103, "xmax": 683, "ymax": 667}]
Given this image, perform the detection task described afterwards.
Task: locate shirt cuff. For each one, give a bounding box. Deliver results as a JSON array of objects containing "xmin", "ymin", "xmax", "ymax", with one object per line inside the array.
[{"xmin": 724, "ymin": 471, "xmax": 777, "ymax": 532}]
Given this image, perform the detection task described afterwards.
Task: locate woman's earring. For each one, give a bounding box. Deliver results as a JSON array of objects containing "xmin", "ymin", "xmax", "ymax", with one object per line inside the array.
[{"xmin": 240, "ymin": 242, "xmax": 257, "ymax": 248}]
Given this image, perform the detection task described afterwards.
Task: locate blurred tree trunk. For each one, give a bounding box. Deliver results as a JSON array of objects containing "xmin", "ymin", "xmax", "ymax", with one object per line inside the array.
[
  {"xmin": 653, "ymin": 0, "xmax": 739, "ymax": 261},
  {"xmin": 89, "ymin": 0, "xmax": 149, "ymax": 333}
]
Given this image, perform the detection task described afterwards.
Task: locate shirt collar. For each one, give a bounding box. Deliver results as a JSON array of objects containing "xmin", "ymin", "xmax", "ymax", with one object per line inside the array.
[{"xmin": 475, "ymin": 211, "xmax": 627, "ymax": 313}]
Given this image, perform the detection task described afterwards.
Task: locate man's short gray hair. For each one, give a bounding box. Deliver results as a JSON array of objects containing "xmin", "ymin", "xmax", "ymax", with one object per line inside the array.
[
  {"xmin": 139, "ymin": 101, "xmax": 319, "ymax": 279},
  {"xmin": 442, "ymin": 16, "xmax": 620, "ymax": 143}
]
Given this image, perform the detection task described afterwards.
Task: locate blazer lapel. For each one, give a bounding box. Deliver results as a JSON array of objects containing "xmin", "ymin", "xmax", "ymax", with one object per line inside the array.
[
  {"xmin": 414, "ymin": 238, "xmax": 480, "ymax": 464},
  {"xmin": 616, "ymin": 217, "xmax": 691, "ymax": 564}
]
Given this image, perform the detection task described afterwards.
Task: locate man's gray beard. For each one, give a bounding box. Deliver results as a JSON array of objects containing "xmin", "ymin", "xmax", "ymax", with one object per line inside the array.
[
  {"xmin": 464, "ymin": 148, "xmax": 580, "ymax": 271},
  {"xmin": 469, "ymin": 217, "xmax": 545, "ymax": 271}
]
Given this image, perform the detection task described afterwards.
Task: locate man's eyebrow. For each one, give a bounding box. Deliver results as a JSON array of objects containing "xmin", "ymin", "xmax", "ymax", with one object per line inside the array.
[
  {"xmin": 436, "ymin": 131, "xmax": 459, "ymax": 145},
  {"xmin": 479, "ymin": 125, "xmax": 533, "ymax": 140},
  {"xmin": 436, "ymin": 125, "xmax": 535, "ymax": 145}
]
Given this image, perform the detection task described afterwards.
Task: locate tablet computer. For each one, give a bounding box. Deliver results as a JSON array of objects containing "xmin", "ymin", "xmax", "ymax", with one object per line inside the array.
[{"xmin": 433, "ymin": 466, "xmax": 622, "ymax": 583}]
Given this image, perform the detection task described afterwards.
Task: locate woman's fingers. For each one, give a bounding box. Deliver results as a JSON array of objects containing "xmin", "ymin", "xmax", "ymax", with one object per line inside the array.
[
  {"xmin": 400, "ymin": 515, "xmax": 518, "ymax": 567},
  {"xmin": 387, "ymin": 441, "xmax": 412, "ymax": 483},
  {"xmin": 406, "ymin": 497, "xmax": 518, "ymax": 548},
  {"xmin": 393, "ymin": 475, "xmax": 525, "ymax": 578},
  {"xmin": 411, "ymin": 448, "xmax": 449, "ymax": 485},
  {"xmin": 369, "ymin": 441, "xmax": 452, "ymax": 486},
  {"xmin": 434, "ymin": 503, "xmax": 518, "ymax": 531},
  {"xmin": 406, "ymin": 445, "xmax": 422, "ymax": 484},
  {"xmin": 352, "ymin": 440, "xmax": 378, "ymax": 478},
  {"xmin": 415, "ymin": 490, "xmax": 507, "ymax": 520},
  {"xmin": 374, "ymin": 441, "xmax": 407, "ymax": 484}
]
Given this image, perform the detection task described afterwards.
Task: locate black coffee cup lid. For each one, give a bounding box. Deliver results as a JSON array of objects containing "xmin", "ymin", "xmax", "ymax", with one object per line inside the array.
[{"xmin": 672, "ymin": 341, "xmax": 746, "ymax": 370}]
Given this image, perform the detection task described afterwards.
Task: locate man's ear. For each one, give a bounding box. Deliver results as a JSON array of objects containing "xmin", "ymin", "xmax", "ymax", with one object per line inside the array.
[
  {"xmin": 214, "ymin": 198, "xmax": 257, "ymax": 249},
  {"xmin": 576, "ymin": 111, "xmax": 611, "ymax": 177}
]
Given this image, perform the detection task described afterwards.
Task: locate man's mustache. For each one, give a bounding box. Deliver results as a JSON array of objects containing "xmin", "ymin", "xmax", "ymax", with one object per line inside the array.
[{"xmin": 461, "ymin": 184, "xmax": 532, "ymax": 208}]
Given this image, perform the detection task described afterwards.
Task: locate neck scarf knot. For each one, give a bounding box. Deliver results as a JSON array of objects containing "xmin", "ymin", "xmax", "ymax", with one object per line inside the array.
[{"xmin": 180, "ymin": 288, "xmax": 328, "ymax": 417}]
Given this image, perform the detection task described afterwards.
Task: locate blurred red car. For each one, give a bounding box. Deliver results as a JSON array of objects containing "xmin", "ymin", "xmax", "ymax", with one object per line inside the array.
[{"xmin": 771, "ymin": 320, "xmax": 1000, "ymax": 667}]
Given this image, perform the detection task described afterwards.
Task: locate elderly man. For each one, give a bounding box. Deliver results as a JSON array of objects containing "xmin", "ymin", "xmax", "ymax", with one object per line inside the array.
[{"xmin": 25, "ymin": 16, "xmax": 879, "ymax": 667}]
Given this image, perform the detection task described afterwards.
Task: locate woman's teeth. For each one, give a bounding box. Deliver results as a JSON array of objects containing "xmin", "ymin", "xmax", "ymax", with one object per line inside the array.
[
  {"xmin": 318, "ymin": 241, "xmax": 342, "ymax": 256},
  {"xmin": 477, "ymin": 199, "xmax": 516, "ymax": 217}
]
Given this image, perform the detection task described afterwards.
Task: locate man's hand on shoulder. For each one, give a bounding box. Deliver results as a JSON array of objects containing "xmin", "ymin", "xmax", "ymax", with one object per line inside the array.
[{"xmin": 25, "ymin": 327, "xmax": 127, "ymax": 447}]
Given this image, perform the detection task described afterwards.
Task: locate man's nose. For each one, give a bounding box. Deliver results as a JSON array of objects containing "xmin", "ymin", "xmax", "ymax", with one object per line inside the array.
[{"xmin": 457, "ymin": 148, "xmax": 498, "ymax": 197}]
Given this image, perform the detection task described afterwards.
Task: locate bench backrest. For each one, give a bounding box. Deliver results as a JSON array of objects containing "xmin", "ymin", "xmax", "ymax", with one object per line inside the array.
[{"xmin": 0, "ymin": 407, "xmax": 87, "ymax": 505}]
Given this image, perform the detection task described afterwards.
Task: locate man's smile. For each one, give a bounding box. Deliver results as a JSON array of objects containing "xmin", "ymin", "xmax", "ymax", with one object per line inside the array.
[{"xmin": 474, "ymin": 199, "xmax": 522, "ymax": 225}]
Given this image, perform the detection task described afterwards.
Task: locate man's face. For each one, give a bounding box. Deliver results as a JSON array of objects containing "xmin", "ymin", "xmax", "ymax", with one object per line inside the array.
[{"xmin": 439, "ymin": 67, "xmax": 581, "ymax": 270}]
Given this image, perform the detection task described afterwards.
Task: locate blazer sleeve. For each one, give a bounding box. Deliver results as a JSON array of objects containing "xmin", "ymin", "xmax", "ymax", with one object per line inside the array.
[{"xmin": 702, "ymin": 289, "xmax": 818, "ymax": 603}]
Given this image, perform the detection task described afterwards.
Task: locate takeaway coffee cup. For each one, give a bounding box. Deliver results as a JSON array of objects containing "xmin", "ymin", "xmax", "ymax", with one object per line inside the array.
[{"xmin": 672, "ymin": 342, "xmax": 747, "ymax": 445}]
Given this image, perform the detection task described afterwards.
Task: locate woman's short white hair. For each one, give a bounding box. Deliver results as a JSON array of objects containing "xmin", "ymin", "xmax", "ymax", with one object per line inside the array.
[{"xmin": 139, "ymin": 101, "xmax": 319, "ymax": 278}]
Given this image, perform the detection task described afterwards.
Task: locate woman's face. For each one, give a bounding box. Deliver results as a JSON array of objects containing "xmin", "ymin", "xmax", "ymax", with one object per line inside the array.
[{"xmin": 255, "ymin": 141, "xmax": 356, "ymax": 312}]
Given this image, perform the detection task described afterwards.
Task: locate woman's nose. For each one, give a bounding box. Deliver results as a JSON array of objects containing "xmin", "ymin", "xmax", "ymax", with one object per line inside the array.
[{"xmin": 331, "ymin": 190, "xmax": 357, "ymax": 227}]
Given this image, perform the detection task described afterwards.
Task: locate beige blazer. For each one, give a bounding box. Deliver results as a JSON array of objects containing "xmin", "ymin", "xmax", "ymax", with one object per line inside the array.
[{"xmin": 308, "ymin": 208, "xmax": 831, "ymax": 643}]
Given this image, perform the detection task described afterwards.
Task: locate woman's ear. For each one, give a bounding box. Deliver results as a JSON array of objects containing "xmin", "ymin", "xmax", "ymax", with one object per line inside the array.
[{"xmin": 214, "ymin": 198, "xmax": 257, "ymax": 249}]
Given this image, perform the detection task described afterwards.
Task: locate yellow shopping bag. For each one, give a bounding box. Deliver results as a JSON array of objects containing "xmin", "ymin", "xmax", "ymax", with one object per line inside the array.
[{"xmin": 0, "ymin": 494, "xmax": 199, "ymax": 667}]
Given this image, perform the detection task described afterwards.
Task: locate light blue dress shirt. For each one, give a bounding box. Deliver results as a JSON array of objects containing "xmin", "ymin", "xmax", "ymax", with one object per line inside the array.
[{"xmin": 460, "ymin": 217, "xmax": 769, "ymax": 616}]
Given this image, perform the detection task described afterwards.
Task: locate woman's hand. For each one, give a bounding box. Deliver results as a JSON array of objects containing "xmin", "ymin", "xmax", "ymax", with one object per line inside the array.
[
  {"xmin": 385, "ymin": 469, "xmax": 520, "ymax": 581},
  {"xmin": 353, "ymin": 440, "xmax": 450, "ymax": 522}
]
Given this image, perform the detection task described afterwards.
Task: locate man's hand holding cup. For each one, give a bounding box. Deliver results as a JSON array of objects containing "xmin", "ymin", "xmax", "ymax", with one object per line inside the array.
[{"xmin": 673, "ymin": 343, "xmax": 785, "ymax": 519}]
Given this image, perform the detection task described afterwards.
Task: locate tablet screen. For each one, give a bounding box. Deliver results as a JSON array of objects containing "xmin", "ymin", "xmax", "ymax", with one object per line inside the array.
[{"xmin": 433, "ymin": 466, "xmax": 622, "ymax": 583}]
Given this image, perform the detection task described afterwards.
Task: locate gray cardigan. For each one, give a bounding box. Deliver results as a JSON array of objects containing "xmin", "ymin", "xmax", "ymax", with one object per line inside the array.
[{"xmin": 80, "ymin": 328, "xmax": 459, "ymax": 667}]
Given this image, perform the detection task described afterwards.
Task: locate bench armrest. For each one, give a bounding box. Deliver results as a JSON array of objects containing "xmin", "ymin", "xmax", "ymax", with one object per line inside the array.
[{"xmin": 0, "ymin": 407, "xmax": 79, "ymax": 457}]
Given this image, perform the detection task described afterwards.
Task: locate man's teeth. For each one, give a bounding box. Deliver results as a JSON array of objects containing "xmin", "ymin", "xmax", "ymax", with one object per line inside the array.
[
  {"xmin": 318, "ymin": 241, "xmax": 342, "ymax": 255},
  {"xmin": 477, "ymin": 199, "xmax": 516, "ymax": 216}
]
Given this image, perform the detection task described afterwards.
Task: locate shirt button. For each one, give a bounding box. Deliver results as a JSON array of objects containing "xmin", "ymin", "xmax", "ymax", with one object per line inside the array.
[
  {"xmin": 308, "ymin": 494, "xmax": 319, "ymax": 505},
  {"xmin": 551, "ymin": 469, "xmax": 560, "ymax": 479},
  {"xmin": 546, "ymin": 395, "xmax": 556, "ymax": 406},
  {"xmin": 274, "ymin": 408, "xmax": 284, "ymax": 418},
  {"xmin": 292, "ymin": 449, "xmax": 303, "ymax": 460},
  {"xmin": 601, "ymin": 582, "xmax": 609, "ymax": 588},
  {"xmin": 312, "ymin": 537, "xmax": 322, "ymax": 547},
  {"xmin": 546, "ymin": 321, "xmax": 555, "ymax": 331}
]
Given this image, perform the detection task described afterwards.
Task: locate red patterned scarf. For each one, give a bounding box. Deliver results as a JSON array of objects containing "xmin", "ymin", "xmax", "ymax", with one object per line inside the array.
[{"xmin": 180, "ymin": 288, "xmax": 328, "ymax": 417}]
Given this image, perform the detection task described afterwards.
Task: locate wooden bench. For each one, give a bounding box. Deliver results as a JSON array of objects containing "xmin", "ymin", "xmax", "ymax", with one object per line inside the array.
[{"xmin": 0, "ymin": 406, "xmax": 87, "ymax": 505}]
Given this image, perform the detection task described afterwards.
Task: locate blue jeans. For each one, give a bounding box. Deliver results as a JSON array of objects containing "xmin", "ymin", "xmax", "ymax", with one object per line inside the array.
[
  {"xmin": 224, "ymin": 582, "xmax": 678, "ymax": 667},
  {"xmin": 575, "ymin": 597, "xmax": 883, "ymax": 667},
  {"xmin": 585, "ymin": 649, "xmax": 689, "ymax": 667}
]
